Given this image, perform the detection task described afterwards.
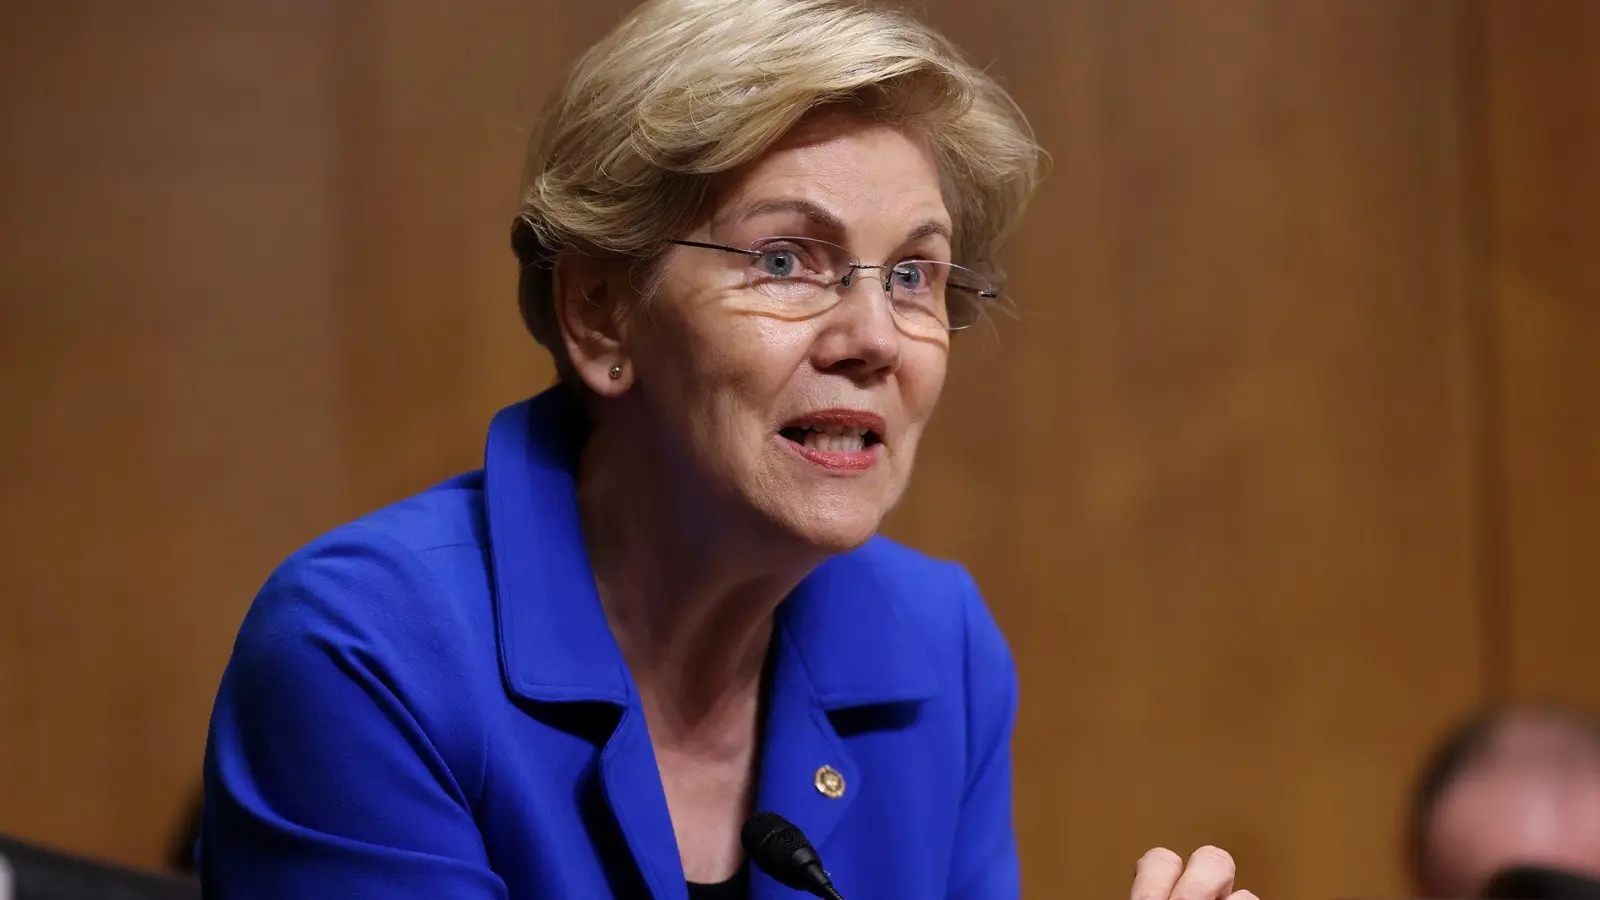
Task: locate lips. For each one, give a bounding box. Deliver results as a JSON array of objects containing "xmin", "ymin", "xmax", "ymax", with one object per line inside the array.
[
  {"xmin": 777, "ymin": 409, "xmax": 886, "ymax": 472},
  {"xmin": 777, "ymin": 410, "xmax": 886, "ymax": 453}
]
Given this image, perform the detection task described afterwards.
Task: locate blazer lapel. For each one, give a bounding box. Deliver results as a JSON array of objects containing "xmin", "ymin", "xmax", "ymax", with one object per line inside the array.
[
  {"xmin": 749, "ymin": 626, "xmax": 859, "ymax": 900},
  {"xmin": 748, "ymin": 559, "xmax": 937, "ymax": 899},
  {"xmin": 600, "ymin": 707, "xmax": 689, "ymax": 900},
  {"xmin": 484, "ymin": 389, "xmax": 685, "ymax": 900}
]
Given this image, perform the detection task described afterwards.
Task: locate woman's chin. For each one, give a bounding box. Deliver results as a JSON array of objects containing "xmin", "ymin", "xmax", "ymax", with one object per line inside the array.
[
  {"xmin": 800, "ymin": 519, "xmax": 880, "ymax": 555},
  {"xmin": 742, "ymin": 459, "xmax": 903, "ymax": 554},
  {"xmin": 772, "ymin": 497, "xmax": 888, "ymax": 555}
]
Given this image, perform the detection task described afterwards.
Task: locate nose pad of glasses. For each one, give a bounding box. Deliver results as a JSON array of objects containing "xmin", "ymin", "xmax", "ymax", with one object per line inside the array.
[{"xmin": 838, "ymin": 266, "xmax": 893, "ymax": 292}]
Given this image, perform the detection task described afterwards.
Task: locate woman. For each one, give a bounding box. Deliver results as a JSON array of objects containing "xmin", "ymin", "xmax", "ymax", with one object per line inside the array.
[{"xmin": 200, "ymin": 0, "xmax": 1257, "ymax": 898}]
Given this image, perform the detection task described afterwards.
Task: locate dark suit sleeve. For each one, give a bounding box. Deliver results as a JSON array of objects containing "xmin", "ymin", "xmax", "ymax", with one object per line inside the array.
[
  {"xmin": 946, "ymin": 565, "xmax": 1022, "ymax": 899},
  {"xmin": 200, "ymin": 530, "xmax": 508, "ymax": 899}
]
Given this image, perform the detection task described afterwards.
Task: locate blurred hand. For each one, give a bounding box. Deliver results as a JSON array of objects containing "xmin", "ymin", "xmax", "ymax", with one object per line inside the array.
[{"xmin": 1131, "ymin": 846, "xmax": 1258, "ymax": 900}]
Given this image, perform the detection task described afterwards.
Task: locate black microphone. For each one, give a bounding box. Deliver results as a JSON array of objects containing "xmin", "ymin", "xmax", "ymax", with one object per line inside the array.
[{"xmin": 740, "ymin": 811, "xmax": 846, "ymax": 900}]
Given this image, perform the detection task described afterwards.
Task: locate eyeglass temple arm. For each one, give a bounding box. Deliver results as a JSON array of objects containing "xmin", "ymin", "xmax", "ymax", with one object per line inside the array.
[
  {"xmin": 949, "ymin": 283, "xmax": 1000, "ymax": 299},
  {"xmin": 667, "ymin": 239, "xmax": 760, "ymax": 258}
]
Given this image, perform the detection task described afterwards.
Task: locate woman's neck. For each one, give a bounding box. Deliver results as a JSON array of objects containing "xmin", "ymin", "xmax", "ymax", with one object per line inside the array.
[{"xmin": 575, "ymin": 415, "xmax": 818, "ymax": 745}]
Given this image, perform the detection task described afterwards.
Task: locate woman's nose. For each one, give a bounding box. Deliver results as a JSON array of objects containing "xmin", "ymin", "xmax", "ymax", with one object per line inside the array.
[{"xmin": 811, "ymin": 272, "xmax": 903, "ymax": 378}]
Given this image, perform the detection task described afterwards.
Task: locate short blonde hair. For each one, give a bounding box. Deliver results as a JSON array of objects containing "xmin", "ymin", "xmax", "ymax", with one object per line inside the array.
[{"xmin": 513, "ymin": 0, "xmax": 1044, "ymax": 375}]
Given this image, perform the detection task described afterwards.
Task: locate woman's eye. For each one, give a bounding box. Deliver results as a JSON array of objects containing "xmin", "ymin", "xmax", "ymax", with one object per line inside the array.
[
  {"xmin": 760, "ymin": 250, "xmax": 798, "ymax": 277},
  {"xmin": 892, "ymin": 265, "xmax": 926, "ymax": 290}
]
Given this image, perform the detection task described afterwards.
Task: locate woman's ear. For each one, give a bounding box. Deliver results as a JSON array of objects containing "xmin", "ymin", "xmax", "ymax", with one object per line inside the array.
[{"xmin": 551, "ymin": 252, "xmax": 633, "ymax": 396}]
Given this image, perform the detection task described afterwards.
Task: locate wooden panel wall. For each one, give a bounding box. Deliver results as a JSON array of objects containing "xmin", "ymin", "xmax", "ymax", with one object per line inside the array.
[
  {"xmin": 1477, "ymin": 0, "xmax": 1600, "ymax": 708},
  {"xmin": 0, "ymin": 2, "xmax": 1595, "ymax": 897},
  {"xmin": 332, "ymin": 0, "xmax": 559, "ymax": 511},
  {"xmin": 0, "ymin": 1, "xmax": 349, "ymax": 867}
]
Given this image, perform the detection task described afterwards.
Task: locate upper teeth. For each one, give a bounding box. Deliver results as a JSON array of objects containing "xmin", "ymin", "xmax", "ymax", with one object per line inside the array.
[
  {"xmin": 797, "ymin": 423, "xmax": 870, "ymax": 454},
  {"xmin": 803, "ymin": 424, "xmax": 869, "ymax": 437}
]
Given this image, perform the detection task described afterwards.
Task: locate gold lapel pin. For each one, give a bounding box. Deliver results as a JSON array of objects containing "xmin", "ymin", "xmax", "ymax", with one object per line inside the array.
[{"xmin": 814, "ymin": 765, "xmax": 846, "ymax": 799}]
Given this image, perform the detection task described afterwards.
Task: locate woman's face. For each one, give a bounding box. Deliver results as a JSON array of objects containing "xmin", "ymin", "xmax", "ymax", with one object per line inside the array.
[{"xmin": 624, "ymin": 111, "xmax": 953, "ymax": 553}]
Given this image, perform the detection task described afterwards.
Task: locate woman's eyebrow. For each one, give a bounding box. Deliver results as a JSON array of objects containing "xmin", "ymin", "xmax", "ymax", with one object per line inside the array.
[
  {"xmin": 904, "ymin": 219, "xmax": 953, "ymax": 244},
  {"xmin": 737, "ymin": 198, "xmax": 846, "ymax": 232},
  {"xmin": 733, "ymin": 199, "xmax": 952, "ymax": 245}
]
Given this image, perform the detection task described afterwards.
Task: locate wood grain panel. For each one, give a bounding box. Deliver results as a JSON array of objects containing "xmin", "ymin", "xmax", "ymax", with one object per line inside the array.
[
  {"xmin": 888, "ymin": 2, "xmax": 1484, "ymax": 897},
  {"xmin": 1479, "ymin": 0, "xmax": 1600, "ymax": 705},
  {"xmin": 0, "ymin": 2, "xmax": 346, "ymax": 867},
  {"xmin": 332, "ymin": 0, "xmax": 632, "ymax": 512}
]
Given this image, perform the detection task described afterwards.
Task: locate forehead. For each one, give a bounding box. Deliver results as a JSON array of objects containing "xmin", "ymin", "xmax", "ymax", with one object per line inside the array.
[
  {"xmin": 1430, "ymin": 717, "xmax": 1600, "ymax": 819},
  {"xmin": 1486, "ymin": 715, "xmax": 1600, "ymax": 761},
  {"xmin": 707, "ymin": 110, "xmax": 950, "ymax": 236}
]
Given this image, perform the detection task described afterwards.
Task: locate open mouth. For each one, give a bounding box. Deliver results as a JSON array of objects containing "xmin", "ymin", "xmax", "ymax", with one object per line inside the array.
[
  {"xmin": 778, "ymin": 411, "xmax": 886, "ymax": 456},
  {"xmin": 779, "ymin": 423, "xmax": 883, "ymax": 453}
]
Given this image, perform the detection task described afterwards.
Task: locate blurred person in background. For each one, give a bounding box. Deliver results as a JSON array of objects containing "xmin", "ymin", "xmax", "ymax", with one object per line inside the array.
[
  {"xmin": 1409, "ymin": 704, "xmax": 1600, "ymax": 898},
  {"xmin": 197, "ymin": 0, "xmax": 1260, "ymax": 897}
]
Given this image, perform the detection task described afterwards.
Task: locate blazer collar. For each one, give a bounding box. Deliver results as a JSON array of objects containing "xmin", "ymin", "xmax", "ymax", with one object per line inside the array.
[{"xmin": 481, "ymin": 387, "xmax": 938, "ymax": 710}]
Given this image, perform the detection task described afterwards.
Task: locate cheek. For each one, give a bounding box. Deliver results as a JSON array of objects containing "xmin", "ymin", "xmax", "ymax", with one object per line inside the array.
[
  {"xmin": 693, "ymin": 317, "xmax": 814, "ymax": 401},
  {"xmin": 899, "ymin": 341, "xmax": 950, "ymax": 430},
  {"xmin": 636, "ymin": 272, "xmax": 798, "ymax": 394},
  {"xmin": 674, "ymin": 317, "xmax": 814, "ymax": 452}
]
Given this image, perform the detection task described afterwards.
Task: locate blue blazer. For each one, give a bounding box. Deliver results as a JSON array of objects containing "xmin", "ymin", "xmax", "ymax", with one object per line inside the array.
[{"xmin": 200, "ymin": 386, "xmax": 1021, "ymax": 899}]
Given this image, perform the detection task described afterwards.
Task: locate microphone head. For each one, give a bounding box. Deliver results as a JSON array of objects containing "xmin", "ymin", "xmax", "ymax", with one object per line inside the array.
[{"xmin": 741, "ymin": 812, "xmax": 826, "ymax": 893}]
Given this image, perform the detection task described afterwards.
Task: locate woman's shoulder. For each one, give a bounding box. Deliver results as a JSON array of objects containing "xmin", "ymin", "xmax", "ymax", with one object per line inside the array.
[
  {"xmin": 236, "ymin": 471, "xmax": 497, "ymax": 674},
  {"xmin": 828, "ymin": 536, "xmax": 1014, "ymax": 675},
  {"xmin": 210, "ymin": 472, "xmax": 503, "ymax": 819},
  {"xmin": 837, "ymin": 534, "xmax": 990, "ymax": 612},
  {"xmin": 337, "ymin": 470, "xmax": 491, "ymax": 559},
  {"xmin": 817, "ymin": 537, "xmax": 1019, "ymax": 775}
]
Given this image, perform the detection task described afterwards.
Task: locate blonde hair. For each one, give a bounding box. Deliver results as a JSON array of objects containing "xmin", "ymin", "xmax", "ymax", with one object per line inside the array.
[{"xmin": 513, "ymin": 0, "xmax": 1044, "ymax": 376}]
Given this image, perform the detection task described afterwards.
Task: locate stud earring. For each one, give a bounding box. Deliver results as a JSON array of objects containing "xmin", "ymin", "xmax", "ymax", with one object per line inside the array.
[{"xmin": 608, "ymin": 364, "xmax": 624, "ymax": 380}]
